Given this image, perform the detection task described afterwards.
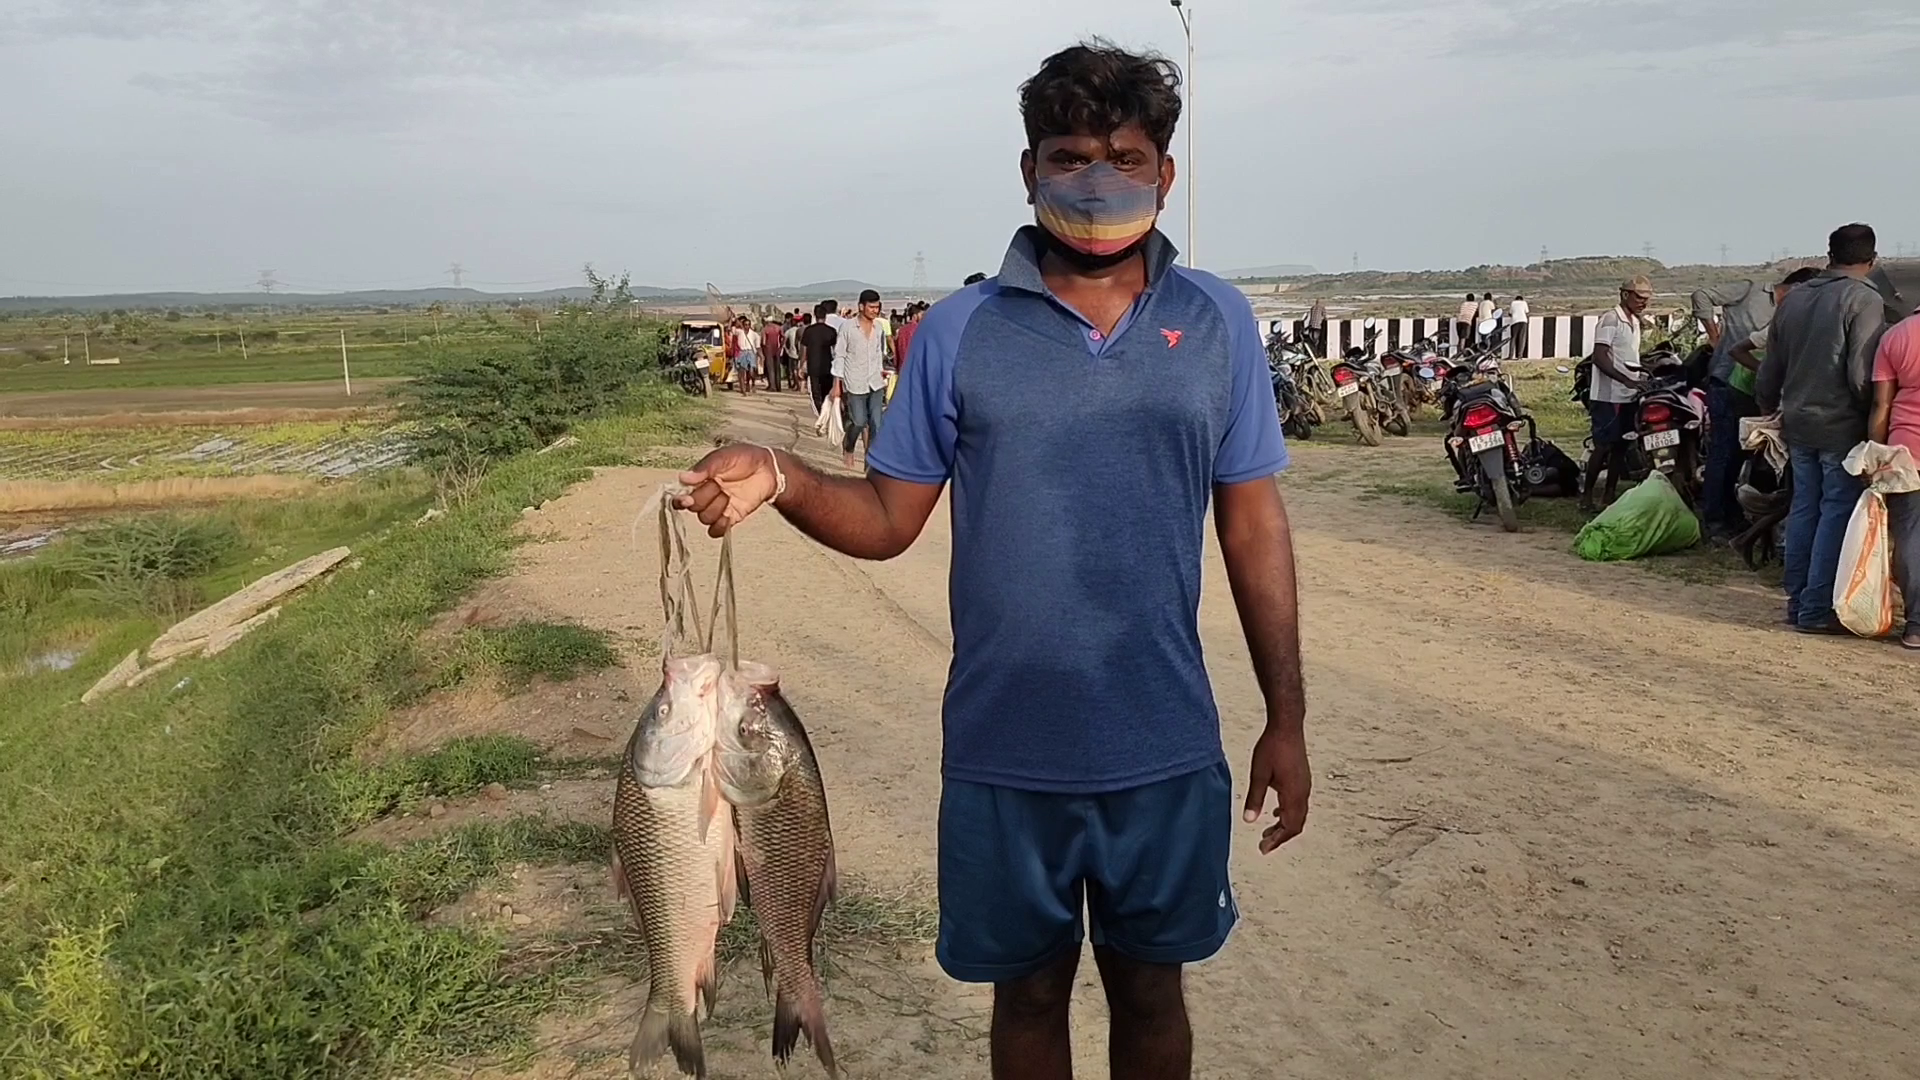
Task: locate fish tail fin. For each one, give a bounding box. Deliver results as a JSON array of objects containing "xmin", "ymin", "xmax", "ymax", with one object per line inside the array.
[
  {"xmin": 771, "ymin": 978, "xmax": 836, "ymax": 1078},
  {"xmin": 631, "ymin": 1004, "xmax": 706, "ymax": 1078}
]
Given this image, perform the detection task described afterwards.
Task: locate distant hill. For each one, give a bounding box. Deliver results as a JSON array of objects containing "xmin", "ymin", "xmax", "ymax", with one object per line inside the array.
[
  {"xmin": 0, "ymin": 285, "xmax": 712, "ymax": 315},
  {"xmin": 765, "ymin": 279, "xmax": 885, "ymax": 299},
  {"xmin": 1224, "ymin": 264, "xmax": 1317, "ymax": 280}
]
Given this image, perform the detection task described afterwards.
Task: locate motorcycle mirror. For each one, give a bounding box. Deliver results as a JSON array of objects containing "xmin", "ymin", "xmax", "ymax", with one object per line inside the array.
[
  {"xmin": 1477, "ymin": 317, "xmax": 1500, "ymax": 337},
  {"xmin": 1270, "ymin": 320, "xmax": 1285, "ymax": 335},
  {"xmin": 1363, "ymin": 317, "xmax": 1378, "ymax": 330}
]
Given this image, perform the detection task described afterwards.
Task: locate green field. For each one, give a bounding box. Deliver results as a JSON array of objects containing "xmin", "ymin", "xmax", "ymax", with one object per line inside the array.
[
  {"xmin": 0, "ymin": 310, "xmax": 527, "ymax": 393},
  {"xmin": 0, "ymin": 389, "xmax": 716, "ymax": 1076}
]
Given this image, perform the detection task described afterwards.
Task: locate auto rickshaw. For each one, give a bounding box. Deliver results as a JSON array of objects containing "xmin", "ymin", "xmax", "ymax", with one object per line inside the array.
[{"xmin": 675, "ymin": 319, "xmax": 727, "ymax": 391}]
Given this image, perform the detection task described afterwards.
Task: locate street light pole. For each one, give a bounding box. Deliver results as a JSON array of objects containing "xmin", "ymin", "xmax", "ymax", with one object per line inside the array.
[{"xmin": 1171, "ymin": 0, "xmax": 1194, "ymax": 267}]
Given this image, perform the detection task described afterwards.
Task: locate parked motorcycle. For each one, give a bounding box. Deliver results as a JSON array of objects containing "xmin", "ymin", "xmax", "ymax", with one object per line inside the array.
[
  {"xmin": 1330, "ymin": 347, "xmax": 1386, "ymax": 446},
  {"xmin": 1443, "ymin": 357, "xmax": 1537, "ymax": 532},
  {"xmin": 1624, "ymin": 344, "xmax": 1706, "ymax": 507},
  {"xmin": 1266, "ymin": 327, "xmax": 1322, "ymax": 439},
  {"xmin": 1270, "ymin": 322, "xmax": 1338, "ymax": 418},
  {"xmin": 1396, "ymin": 335, "xmax": 1452, "ymax": 410}
]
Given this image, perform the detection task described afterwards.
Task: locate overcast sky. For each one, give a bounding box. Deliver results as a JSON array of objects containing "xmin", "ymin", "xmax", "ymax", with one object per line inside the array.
[{"xmin": 3, "ymin": 0, "xmax": 1917, "ymax": 295}]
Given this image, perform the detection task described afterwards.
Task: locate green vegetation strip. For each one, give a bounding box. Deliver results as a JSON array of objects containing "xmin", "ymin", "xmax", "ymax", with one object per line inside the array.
[{"xmin": 0, "ymin": 392, "xmax": 710, "ymax": 1077}]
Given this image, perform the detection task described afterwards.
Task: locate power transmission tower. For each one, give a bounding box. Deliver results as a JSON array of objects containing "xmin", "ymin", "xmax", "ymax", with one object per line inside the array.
[
  {"xmin": 1539, "ymin": 245, "xmax": 1550, "ymax": 264},
  {"xmin": 1351, "ymin": 252, "xmax": 1359, "ymax": 272},
  {"xmin": 1719, "ymin": 243, "xmax": 1730, "ymax": 265},
  {"xmin": 911, "ymin": 252, "xmax": 928, "ymax": 294},
  {"xmin": 256, "ymin": 270, "xmax": 278, "ymax": 293},
  {"xmin": 1641, "ymin": 242, "xmax": 1655, "ymax": 260},
  {"xmin": 447, "ymin": 262, "xmax": 465, "ymax": 288}
]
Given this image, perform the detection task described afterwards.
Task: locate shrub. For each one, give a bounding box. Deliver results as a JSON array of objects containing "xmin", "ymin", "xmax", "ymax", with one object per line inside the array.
[
  {"xmin": 53, "ymin": 516, "xmax": 241, "ymax": 617},
  {"xmin": 402, "ymin": 270, "xmax": 665, "ymax": 464}
]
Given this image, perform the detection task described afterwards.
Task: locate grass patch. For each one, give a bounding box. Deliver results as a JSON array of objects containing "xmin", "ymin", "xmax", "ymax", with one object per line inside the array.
[
  {"xmin": 461, "ymin": 622, "xmax": 621, "ymax": 692},
  {"xmin": 0, "ymin": 387, "xmax": 709, "ymax": 1076},
  {"xmin": 328, "ymin": 735, "xmax": 547, "ymax": 830}
]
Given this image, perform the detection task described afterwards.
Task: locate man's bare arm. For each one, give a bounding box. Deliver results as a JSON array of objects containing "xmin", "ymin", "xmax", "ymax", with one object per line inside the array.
[
  {"xmin": 678, "ymin": 444, "xmax": 942, "ymax": 560},
  {"xmin": 1214, "ymin": 476, "xmax": 1311, "ymax": 852},
  {"xmin": 1871, "ymin": 379, "xmax": 1896, "ymax": 446},
  {"xmin": 1730, "ymin": 338, "xmax": 1762, "ymax": 372}
]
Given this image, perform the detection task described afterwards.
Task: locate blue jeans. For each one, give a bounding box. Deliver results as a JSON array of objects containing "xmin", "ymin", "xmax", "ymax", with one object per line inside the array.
[
  {"xmin": 1890, "ymin": 491, "xmax": 1920, "ymax": 637},
  {"xmin": 1702, "ymin": 381, "xmax": 1745, "ymax": 532},
  {"xmin": 842, "ymin": 390, "xmax": 880, "ymax": 453},
  {"xmin": 1783, "ymin": 446, "xmax": 1864, "ymax": 628}
]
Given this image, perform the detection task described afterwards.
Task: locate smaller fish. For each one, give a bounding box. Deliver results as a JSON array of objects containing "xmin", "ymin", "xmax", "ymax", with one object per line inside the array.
[{"xmin": 715, "ymin": 662, "xmax": 839, "ymax": 1077}]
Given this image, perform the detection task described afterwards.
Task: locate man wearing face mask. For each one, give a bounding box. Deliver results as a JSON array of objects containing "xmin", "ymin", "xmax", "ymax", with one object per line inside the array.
[{"xmin": 670, "ymin": 40, "xmax": 1308, "ymax": 1080}]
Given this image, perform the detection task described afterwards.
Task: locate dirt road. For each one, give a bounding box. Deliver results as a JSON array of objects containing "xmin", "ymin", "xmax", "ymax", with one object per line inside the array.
[{"xmin": 437, "ymin": 391, "xmax": 1920, "ymax": 1078}]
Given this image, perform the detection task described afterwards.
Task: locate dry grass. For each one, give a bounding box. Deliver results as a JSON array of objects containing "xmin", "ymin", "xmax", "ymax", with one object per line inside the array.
[{"xmin": 0, "ymin": 475, "xmax": 317, "ymax": 513}]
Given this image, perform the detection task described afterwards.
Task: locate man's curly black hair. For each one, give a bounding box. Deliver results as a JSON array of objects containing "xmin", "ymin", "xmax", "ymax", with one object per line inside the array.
[{"xmin": 1019, "ymin": 40, "xmax": 1184, "ymax": 155}]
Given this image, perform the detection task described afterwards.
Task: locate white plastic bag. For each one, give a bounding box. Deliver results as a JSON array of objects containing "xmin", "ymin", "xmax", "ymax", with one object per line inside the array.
[
  {"xmin": 821, "ymin": 396, "xmax": 846, "ymax": 446},
  {"xmin": 1835, "ymin": 490, "xmax": 1894, "ymax": 637},
  {"xmin": 1833, "ymin": 442, "xmax": 1920, "ymax": 637}
]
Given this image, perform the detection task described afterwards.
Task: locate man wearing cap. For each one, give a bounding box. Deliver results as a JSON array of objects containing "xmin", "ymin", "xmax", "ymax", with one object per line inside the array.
[
  {"xmin": 1580, "ymin": 276, "xmax": 1654, "ymax": 512},
  {"xmin": 1758, "ymin": 223, "xmax": 1889, "ymax": 634}
]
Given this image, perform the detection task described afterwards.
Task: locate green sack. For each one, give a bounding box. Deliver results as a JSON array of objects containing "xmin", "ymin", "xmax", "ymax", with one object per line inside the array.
[
  {"xmin": 1727, "ymin": 359, "xmax": 1757, "ymax": 397},
  {"xmin": 1573, "ymin": 471, "xmax": 1702, "ymax": 561}
]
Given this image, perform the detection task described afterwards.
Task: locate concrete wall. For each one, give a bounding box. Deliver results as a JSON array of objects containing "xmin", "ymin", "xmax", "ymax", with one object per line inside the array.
[{"xmin": 1266, "ymin": 315, "xmax": 1687, "ymax": 360}]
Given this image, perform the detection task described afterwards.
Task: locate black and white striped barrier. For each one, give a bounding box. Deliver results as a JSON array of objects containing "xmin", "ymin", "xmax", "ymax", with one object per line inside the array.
[{"xmin": 1270, "ymin": 315, "xmax": 1689, "ymax": 360}]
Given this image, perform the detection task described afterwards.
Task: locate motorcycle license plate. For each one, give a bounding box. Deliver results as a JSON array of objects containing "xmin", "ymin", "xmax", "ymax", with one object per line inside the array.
[
  {"xmin": 1467, "ymin": 431, "xmax": 1504, "ymax": 453},
  {"xmin": 1337, "ymin": 382, "xmax": 1360, "ymax": 398},
  {"xmin": 1642, "ymin": 429, "xmax": 1681, "ymax": 450},
  {"xmin": 1419, "ymin": 366, "xmax": 1435, "ymax": 379}
]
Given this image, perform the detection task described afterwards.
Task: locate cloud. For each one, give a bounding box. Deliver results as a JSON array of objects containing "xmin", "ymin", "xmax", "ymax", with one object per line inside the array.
[{"xmin": 11, "ymin": 0, "xmax": 937, "ymax": 130}]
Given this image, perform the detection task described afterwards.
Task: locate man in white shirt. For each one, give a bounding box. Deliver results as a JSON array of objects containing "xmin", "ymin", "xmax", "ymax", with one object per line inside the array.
[
  {"xmin": 1580, "ymin": 275, "xmax": 1654, "ymax": 512},
  {"xmin": 831, "ymin": 288, "xmax": 890, "ymax": 468},
  {"xmin": 1475, "ymin": 293, "xmax": 1497, "ymax": 347},
  {"xmin": 1508, "ymin": 295, "xmax": 1530, "ymax": 358}
]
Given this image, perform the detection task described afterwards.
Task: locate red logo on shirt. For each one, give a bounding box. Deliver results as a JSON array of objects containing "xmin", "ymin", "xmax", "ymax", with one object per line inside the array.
[{"xmin": 1161, "ymin": 328, "xmax": 1183, "ymax": 348}]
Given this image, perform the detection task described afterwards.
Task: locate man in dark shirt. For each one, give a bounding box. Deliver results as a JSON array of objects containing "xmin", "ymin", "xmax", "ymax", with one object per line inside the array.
[
  {"xmin": 1757, "ymin": 223, "xmax": 1890, "ymax": 633},
  {"xmin": 799, "ymin": 302, "xmax": 839, "ymax": 413}
]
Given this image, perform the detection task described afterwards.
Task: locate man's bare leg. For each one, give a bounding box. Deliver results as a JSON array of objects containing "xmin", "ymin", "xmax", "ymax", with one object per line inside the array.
[
  {"xmin": 992, "ymin": 947, "xmax": 1079, "ymax": 1080},
  {"xmin": 1093, "ymin": 947, "xmax": 1190, "ymax": 1080}
]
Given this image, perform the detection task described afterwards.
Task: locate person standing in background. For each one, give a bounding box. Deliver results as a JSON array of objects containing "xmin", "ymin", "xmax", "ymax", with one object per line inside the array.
[
  {"xmin": 800, "ymin": 304, "xmax": 838, "ymax": 413},
  {"xmin": 1457, "ymin": 293, "xmax": 1478, "ymax": 353},
  {"xmin": 762, "ymin": 315, "xmax": 787, "ymax": 392},
  {"xmin": 730, "ymin": 315, "xmax": 759, "ymax": 396},
  {"xmin": 1691, "ymin": 273, "xmax": 1780, "ymax": 542},
  {"xmin": 783, "ymin": 313, "xmax": 805, "ymax": 391},
  {"xmin": 1508, "ymin": 295, "xmax": 1530, "ymax": 358},
  {"xmin": 1869, "ymin": 298, "xmax": 1920, "ymax": 651},
  {"xmin": 1757, "ymin": 223, "xmax": 1889, "ymax": 635},
  {"xmin": 832, "ymin": 289, "xmax": 890, "ymax": 468},
  {"xmin": 1580, "ymin": 276, "xmax": 1654, "ymax": 512},
  {"xmin": 1476, "ymin": 293, "xmax": 1497, "ymax": 347},
  {"xmin": 1307, "ymin": 297, "xmax": 1327, "ymax": 358}
]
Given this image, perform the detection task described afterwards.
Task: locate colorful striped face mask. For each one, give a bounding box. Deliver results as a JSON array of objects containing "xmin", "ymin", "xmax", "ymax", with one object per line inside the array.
[{"xmin": 1033, "ymin": 162, "xmax": 1162, "ymax": 260}]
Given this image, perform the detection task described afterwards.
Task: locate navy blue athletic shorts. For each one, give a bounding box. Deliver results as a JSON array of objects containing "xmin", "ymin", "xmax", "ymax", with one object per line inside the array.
[{"xmin": 934, "ymin": 761, "xmax": 1239, "ymax": 983}]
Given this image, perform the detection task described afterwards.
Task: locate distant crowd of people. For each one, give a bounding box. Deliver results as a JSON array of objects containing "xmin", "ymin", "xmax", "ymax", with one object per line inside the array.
[{"xmin": 721, "ymin": 290, "xmax": 935, "ymax": 468}]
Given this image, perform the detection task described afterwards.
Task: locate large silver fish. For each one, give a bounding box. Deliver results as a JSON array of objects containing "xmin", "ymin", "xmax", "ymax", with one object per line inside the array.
[
  {"xmin": 715, "ymin": 662, "xmax": 839, "ymax": 1076},
  {"xmin": 612, "ymin": 654, "xmax": 737, "ymax": 1079}
]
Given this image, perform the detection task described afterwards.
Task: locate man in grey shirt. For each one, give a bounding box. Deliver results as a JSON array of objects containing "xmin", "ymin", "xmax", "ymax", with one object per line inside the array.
[
  {"xmin": 1692, "ymin": 277, "xmax": 1777, "ymax": 540},
  {"xmin": 1757, "ymin": 223, "xmax": 1889, "ymax": 634},
  {"xmin": 832, "ymin": 288, "xmax": 890, "ymax": 468}
]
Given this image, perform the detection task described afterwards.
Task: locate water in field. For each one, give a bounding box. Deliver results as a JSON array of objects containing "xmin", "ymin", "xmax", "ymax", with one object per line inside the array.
[{"xmin": 0, "ymin": 526, "xmax": 59, "ymax": 559}]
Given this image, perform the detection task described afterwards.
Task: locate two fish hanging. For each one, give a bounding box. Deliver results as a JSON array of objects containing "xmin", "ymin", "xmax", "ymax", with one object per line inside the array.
[{"xmin": 612, "ymin": 486, "xmax": 839, "ymax": 1079}]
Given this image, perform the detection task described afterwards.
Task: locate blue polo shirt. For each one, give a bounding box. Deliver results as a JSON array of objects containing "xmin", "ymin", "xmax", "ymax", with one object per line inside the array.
[{"xmin": 867, "ymin": 227, "xmax": 1288, "ymax": 794}]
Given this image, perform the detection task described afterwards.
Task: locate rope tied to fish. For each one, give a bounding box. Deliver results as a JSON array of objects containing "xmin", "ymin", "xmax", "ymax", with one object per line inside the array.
[{"xmin": 615, "ymin": 483, "xmax": 840, "ymax": 1079}]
